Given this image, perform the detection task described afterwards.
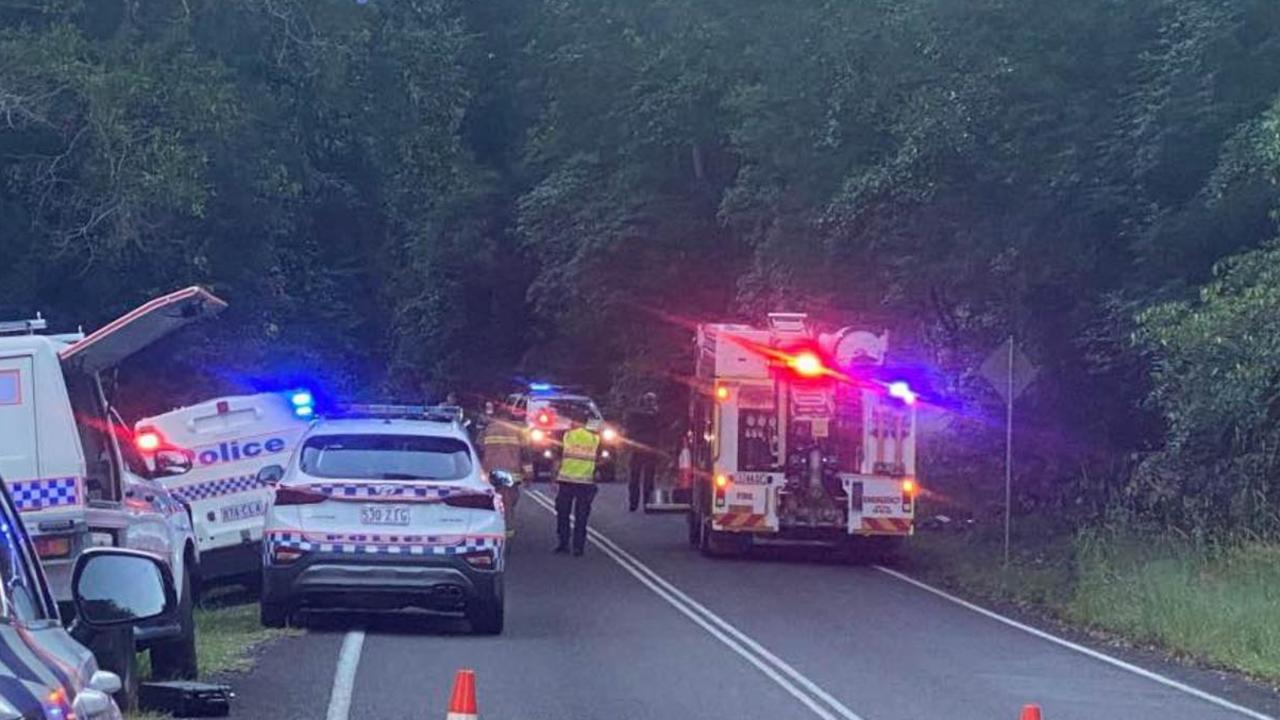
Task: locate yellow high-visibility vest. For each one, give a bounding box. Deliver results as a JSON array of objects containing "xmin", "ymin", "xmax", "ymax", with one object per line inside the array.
[{"xmin": 557, "ymin": 427, "xmax": 600, "ymax": 484}]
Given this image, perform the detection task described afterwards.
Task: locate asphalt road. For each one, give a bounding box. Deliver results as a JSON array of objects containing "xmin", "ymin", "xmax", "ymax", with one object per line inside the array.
[{"xmin": 226, "ymin": 484, "xmax": 1280, "ymax": 720}]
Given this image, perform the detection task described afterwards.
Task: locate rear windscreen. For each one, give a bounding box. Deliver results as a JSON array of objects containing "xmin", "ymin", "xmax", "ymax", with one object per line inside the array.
[{"xmin": 299, "ymin": 434, "xmax": 473, "ymax": 481}]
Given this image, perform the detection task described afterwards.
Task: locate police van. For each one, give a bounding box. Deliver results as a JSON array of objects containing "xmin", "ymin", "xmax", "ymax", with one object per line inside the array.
[
  {"xmin": 0, "ymin": 287, "xmax": 223, "ymax": 694},
  {"xmin": 136, "ymin": 391, "xmax": 312, "ymax": 583}
]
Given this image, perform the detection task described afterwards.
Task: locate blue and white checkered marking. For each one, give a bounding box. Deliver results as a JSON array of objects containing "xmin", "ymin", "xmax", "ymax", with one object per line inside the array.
[
  {"xmin": 265, "ymin": 530, "xmax": 502, "ymax": 557},
  {"xmin": 306, "ymin": 482, "xmax": 491, "ymax": 502},
  {"xmin": 170, "ymin": 474, "xmax": 265, "ymax": 503},
  {"xmin": 10, "ymin": 477, "xmax": 80, "ymax": 512}
]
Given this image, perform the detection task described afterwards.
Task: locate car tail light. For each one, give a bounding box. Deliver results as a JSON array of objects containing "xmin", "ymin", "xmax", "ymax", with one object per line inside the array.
[
  {"xmin": 714, "ymin": 474, "xmax": 729, "ymax": 508},
  {"xmin": 273, "ymin": 545, "xmax": 306, "ymax": 564},
  {"xmin": 274, "ymin": 486, "xmax": 328, "ymax": 506},
  {"xmin": 902, "ymin": 478, "xmax": 918, "ymax": 512},
  {"xmin": 34, "ymin": 535, "xmax": 72, "ymax": 560},
  {"xmin": 444, "ymin": 493, "xmax": 496, "ymax": 511},
  {"xmin": 462, "ymin": 550, "xmax": 495, "ymax": 568}
]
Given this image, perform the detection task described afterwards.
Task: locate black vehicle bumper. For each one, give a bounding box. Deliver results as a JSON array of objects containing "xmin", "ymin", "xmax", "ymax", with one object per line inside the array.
[{"xmin": 263, "ymin": 552, "xmax": 502, "ymax": 612}]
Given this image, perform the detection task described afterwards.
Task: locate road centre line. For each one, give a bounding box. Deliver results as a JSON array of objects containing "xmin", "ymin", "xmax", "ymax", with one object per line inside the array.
[
  {"xmin": 873, "ymin": 566, "xmax": 1275, "ymax": 720},
  {"xmin": 325, "ymin": 629, "xmax": 366, "ymax": 720},
  {"xmin": 526, "ymin": 489, "xmax": 866, "ymax": 720}
]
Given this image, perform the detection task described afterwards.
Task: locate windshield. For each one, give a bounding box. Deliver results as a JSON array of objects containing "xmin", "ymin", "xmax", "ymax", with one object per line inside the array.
[
  {"xmin": 534, "ymin": 399, "xmax": 602, "ymax": 422},
  {"xmin": 299, "ymin": 434, "xmax": 473, "ymax": 481}
]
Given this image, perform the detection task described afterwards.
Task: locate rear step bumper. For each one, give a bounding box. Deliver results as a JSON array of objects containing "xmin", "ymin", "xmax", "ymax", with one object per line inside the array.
[{"xmin": 264, "ymin": 553, "xmax": 500, "ymax": 610}]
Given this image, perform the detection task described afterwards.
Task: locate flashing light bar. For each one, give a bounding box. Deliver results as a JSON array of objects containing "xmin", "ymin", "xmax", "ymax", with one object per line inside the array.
[
  {"xmin": 332, "ymin": 403, "xmax": 464, "ymax": 424},
  {"xmin": 528, "ymin": 383, "xmax": 553, "ymax": 392},
  {"xmin": 290, "ymin": 389, "xmax": 316, "ymax": 418}
]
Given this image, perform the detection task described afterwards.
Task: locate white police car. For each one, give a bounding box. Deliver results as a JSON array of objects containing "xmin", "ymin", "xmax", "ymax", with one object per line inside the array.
[{"xmin": 257, "ymin": 405, "xmax": 512, "ymax": 634}]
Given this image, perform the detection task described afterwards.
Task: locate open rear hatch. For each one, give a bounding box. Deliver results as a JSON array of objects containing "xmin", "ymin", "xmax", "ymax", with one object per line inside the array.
[{"xmin": 59, "ymin": 286, "xmax": 227, "ymax": 373}]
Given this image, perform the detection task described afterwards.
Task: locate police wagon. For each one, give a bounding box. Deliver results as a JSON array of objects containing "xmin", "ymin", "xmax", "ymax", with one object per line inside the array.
[
  {"xmin": 257, "ymin": 404, "xmax": 512, "ymax": 634},
  {"xmin": 136, "ymin": 391, "xmax": 312, "ymax": 584}
]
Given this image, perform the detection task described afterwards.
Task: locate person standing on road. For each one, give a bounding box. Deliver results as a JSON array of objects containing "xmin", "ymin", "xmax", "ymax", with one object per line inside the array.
[
  {"xmin": 554, "ymin": 409, "xmax": 601, "ymax": 556},
  {"xmin": 626, "ymin": 391, "xmax": 661, "ymax": 512},
  {"xmin": 479, "ymin": 402, "xmax": 523, "ymax": 538}
]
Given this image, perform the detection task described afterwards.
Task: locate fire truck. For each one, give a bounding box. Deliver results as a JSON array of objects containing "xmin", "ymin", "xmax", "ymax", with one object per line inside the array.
[{"xmin": 686, "ymin": 313, "xmax": 919, "ymax": 557}]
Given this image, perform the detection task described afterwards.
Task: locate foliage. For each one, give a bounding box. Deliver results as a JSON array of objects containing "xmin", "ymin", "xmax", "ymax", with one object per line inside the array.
[{"xmin": 3, "ymin": 0, "xmax": 1280, "ymax": 535}]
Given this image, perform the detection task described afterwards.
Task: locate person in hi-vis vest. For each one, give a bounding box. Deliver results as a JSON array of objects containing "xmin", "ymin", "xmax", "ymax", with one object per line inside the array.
[
  {"xmin": 479, "ymin": 402, "xmax": 523, "ymax": 537},
  {"xmin": 553, "ymin": 410, "xmax": 601, "ymax": 556}
]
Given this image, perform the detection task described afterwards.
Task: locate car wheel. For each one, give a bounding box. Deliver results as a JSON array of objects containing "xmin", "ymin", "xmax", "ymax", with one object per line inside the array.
[
  {"xmin": 259, "ymin": 598, "xmax": 291, "ymax": 628},
  {"xmin": 150, "ymin": 564, "xmax": 199, "ymax": 680},
  {"xmin": 98, "ymin": 628, "xmax": 139, "ymax": 712},
  {"xmin": 466, "ymin": 593, "xmax": 504, "ymax": 635}
]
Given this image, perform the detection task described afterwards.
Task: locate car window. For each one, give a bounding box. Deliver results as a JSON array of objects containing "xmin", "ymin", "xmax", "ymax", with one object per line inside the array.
[
  {"xmin": 299, "ymin": 434, "xmax": 473, "ymax": 481},
  {"xmin": 0, "ymin": 502, "xmax": 51, "ymax": 623}
]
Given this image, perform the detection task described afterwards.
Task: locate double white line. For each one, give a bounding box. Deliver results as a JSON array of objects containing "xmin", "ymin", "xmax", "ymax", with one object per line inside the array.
[{"xmin": 526, "ymin": 489, "xmax": 866, "ymax": 720}]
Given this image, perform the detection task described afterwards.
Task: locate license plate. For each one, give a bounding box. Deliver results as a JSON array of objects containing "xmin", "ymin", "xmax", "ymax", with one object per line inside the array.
[
  {"xmin": 221, "ymin": 500, "xmax": 265, "ymax": 523},
  {"xmin": 361, "ymin": 505, "xmax": 411, "ymax": 526}
]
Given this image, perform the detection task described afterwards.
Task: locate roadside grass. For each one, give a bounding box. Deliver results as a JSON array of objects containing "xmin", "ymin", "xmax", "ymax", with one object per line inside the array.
[
  {"xmin": 904, "ymin": 524, "xmax": 1280, "ymax": 683},
  {"xmin": 128, "ymin": 592, "xmax": 300, "ymax": 719}
]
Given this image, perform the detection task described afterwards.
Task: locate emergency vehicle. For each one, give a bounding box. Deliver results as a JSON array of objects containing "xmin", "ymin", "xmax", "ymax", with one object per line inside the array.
[
  {"xmin": 686, "ymin": 313, "xmax": 919, "ymax": 556},
  {"xmin": 0, "ymin": 287, "xmax": 223, "ymax": 697},
  {"xmin": 136, "ymin": 391, "xmax": 312, "ymax": 584},
  {"xmin": 504, "ymin": 385, "xmax": 621, "ymax": 481},
  {"xmin": 258, "ymin": 404, "xmax": 511, "ymax": 634}
]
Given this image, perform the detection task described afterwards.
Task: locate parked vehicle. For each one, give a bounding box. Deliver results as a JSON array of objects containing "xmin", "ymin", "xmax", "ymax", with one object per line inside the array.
[
  {"xmin": 0, "ymin": 287, "xmax": 225, "ymax": 703},
  {"xmin": 0, "ymin": 473, "xmax": 178, "ymax": 718}
]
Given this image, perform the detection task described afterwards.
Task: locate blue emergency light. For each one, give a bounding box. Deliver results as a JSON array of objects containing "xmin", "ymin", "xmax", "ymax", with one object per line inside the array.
[
  {"xmin": 290, "ymin": 389, "xmax": 316, "ymax": 418},
  {"xmin": 888, "ymin": 381, "xmax": 917, "ymax": 406},
  {"xmin": 528, "ymin": 383, "xmax": 553, "ymax": 392}
]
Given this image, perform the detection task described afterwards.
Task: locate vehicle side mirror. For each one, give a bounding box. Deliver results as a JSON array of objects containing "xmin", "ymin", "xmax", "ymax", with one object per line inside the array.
[
  {"xmin": 154, "ymin": 449, "xmax": 193, "ymax": 477},
  {"xmin": 489, "ymin": 470, "xmax": 517, "ymax": 489},
  {"xmin": 257, "ymin": 465, "xmax": 285, "ymax": 486},
  {"xmin": 72, "ymin": 549, "xmax": 175, "ymax": 627}
]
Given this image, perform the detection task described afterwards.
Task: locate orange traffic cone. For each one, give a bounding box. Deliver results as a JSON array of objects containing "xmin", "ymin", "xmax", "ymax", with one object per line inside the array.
[
  {"xmin": 1020, "ymin": 704, "xmax": 1042, "ymax": 720},
  {"xmin": 446, "ymin": 669, "xmax": 478, "ymax": 720}
]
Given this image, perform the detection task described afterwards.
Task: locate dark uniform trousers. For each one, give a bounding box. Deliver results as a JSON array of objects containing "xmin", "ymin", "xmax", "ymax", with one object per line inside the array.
[{"xmin": 555, "ymin": 482, "xmax": 598, "ymax": 551}]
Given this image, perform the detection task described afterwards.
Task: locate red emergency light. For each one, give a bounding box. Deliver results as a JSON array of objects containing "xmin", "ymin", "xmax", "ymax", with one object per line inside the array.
[
  {"xmin": 535, "ymin": 409, "xmax": 555, "ymax": 427},
  {"xmin": 135, "ymin": 427, "xmax": 163, "ymax": 453}
]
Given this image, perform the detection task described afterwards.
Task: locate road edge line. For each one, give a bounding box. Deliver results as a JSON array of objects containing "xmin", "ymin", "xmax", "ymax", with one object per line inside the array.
[
  {"xmin": 526, "ymin": 489, "xmax": 864, "ymax": 720},
  {"xmin": 873, "ymin": 565, "xmax": 1275, "ymax": 720},
  {"xmin": 325, "ymin": 629, "xmax": 367, "ymax": 720}
]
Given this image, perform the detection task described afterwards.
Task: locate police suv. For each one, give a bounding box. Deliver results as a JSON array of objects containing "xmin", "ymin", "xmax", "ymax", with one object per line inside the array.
[
  {"xmin": 136, "ymin": 391, "xmax": 311, "ymax": 584},
  {"xmin": 0, "ymin": 288, "xmax": 222, "ymax": 699},
  {"xmin": 258, "ymin": 405, "xmax": 512, "ymax": 634}
]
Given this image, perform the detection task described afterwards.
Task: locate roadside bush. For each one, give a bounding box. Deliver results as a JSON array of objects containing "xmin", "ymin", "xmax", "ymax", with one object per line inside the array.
[{"xmin": 1135, "ymin": 242, "xmax": 1280, "ymax": 538}]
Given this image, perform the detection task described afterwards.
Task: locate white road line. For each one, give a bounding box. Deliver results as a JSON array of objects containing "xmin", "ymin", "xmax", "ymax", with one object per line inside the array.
[
  {"xmin": 526, "ymin": 489, "xmax": 865, "ymax": 720},
  {"xmin": 325, "ymin": 629, "xmax": 367, "ymax": 720},
  {"xmin": 874, "ymin": 566, "xmax": 1275, "ymax": 720}
]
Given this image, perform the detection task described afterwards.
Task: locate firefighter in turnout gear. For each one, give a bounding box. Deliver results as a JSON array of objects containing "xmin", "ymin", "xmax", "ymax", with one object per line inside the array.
[
  {"xmin": 553, "ymin": 409, "xmax": 601, "ymax": 556},
  {"xmin": 480, "ymin": 402, "xmax": 523, "ymax": 537}
]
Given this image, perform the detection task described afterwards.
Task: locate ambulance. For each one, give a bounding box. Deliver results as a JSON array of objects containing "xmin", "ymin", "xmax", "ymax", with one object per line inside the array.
[
  {"xmin": 0, "ymin": 286, "xmax": 224, "ymax": 693},
  {"xmin": 136, "ymin": 391, "xmax": 313, "ymax": 584},
  {"xmin": 686, "ymin": 312, "xmax": 919, "ymax": 557}
]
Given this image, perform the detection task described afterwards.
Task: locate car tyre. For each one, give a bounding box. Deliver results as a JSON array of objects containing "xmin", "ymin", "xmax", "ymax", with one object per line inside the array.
[
  {"xmin": 98, "ymin": 628, "xmax": 140, "ymax": 712},
  {"xmin": 259, "ymin": 598, "xmax": 291, "ymax": 629},
  {"xmin": 150, "ymin": 564, "xmax": 199, "ymax": 680},
  {"xmin": 467, "ymin": 593, "xmax": 504, "ymax": 635}
]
